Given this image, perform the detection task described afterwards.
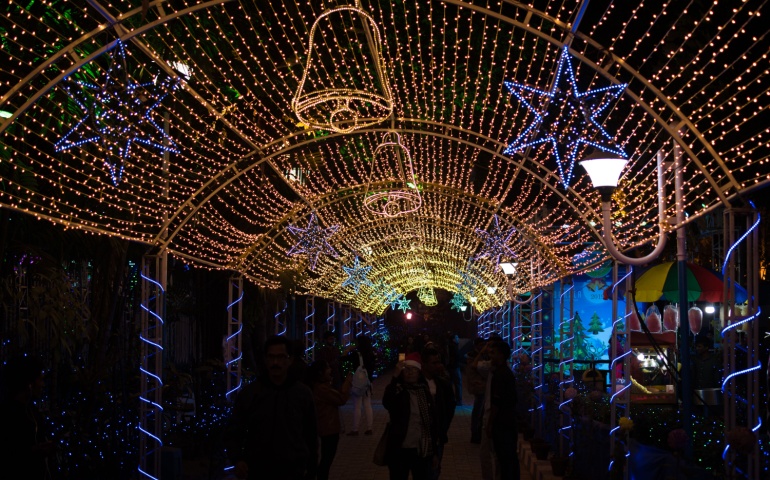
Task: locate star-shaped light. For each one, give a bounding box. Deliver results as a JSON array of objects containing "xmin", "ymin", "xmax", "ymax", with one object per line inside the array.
[
  {"xmin": 456, "ymin": 263, "xmax": 483, "ymax": 300},
  {"xmin": 341, "ymin": 256, "xmax": 374, "ymax": 294},
  {"xmin": 395, "ymin": 295, "xmax": 411, "ymax": 313},
  {"xmin": 55, "ymin": 39, "xmax": 180, "ymax": 185},
  {"xmin": 475, "ymin": 215, "xmax": 517, "ymax": 266},
  {"xmin": 504, "ymin": 46, "xmax": 627, "ymax": 189},
  {"xmin": 369, "ymin": 277, "xmax": 390, "ymax": 299},
  {"xmin": 450, "ymin": 292, "xmax": 467, "ymax": 312},
  {"xmin": 287, "ymin": 212, "xmax": 340, "ymax": 271},
  {"xmin": 389, "ymin": 292, "xmax": 405, "ymax": 309}
]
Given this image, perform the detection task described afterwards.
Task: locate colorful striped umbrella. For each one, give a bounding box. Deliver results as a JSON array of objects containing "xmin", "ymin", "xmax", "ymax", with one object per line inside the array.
[{"xmin": 634, "ymin": 261, "xmax": 747, "ymax": 303}]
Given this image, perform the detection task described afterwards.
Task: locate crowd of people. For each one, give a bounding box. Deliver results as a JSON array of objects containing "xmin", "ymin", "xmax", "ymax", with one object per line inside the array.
[{"xmin": 222, "ymin": 331, "xmax": 520, "ymax": 480}]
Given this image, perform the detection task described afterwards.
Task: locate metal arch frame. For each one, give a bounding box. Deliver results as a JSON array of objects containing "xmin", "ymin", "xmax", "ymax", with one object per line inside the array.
[
  {"xmin": 0, "ymin": 0, "xmax": 745, "ymax": 230},
  {"xmin": 441, "ymin": 0, "xmax": 739, "ymax": 204},
  {"xmin": 233, "ymin": 180, "xmax": 572, "ymax": 279},
  {"xmin": 0, "ymin": 0, "xmax": 751, "ymax": 284}
]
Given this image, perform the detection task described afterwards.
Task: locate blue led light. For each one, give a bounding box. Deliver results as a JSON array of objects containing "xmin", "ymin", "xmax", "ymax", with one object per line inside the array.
[
  {"xmin": 341, "ymin": 256, "xmax": 374, "ymax": 294},
  {"xmin": 55, "ymin": 39, "xmax": 180, "ymax": 185},
  {"xmin": 305, "ymin": 301, "xmax": 316, "ymax": 357},
  {"xmin": 286, "ymin": 212, "xmax": 340, "ymax": 271},
  {"xmin": 275, "ymin": 301, "xmax": 288, "ymax": 335},
  {"xmin": 474, "ymin": 215, "xmax": 516, "ymax": 266},
  {"xmin": 504, "ymin": 46, "xmax": 627, "ymax": 189}
]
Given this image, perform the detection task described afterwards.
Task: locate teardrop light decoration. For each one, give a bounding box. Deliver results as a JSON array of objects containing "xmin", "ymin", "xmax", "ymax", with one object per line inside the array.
[{"xmin": 292, "ymin": 0, "xmax": 393, "ymax": 133}]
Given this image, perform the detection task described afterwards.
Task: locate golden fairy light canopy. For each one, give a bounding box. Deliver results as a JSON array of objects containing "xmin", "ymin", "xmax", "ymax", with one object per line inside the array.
[{"xmin": 0, "ymin": 0, "xmax": 768, "ymax": 313}]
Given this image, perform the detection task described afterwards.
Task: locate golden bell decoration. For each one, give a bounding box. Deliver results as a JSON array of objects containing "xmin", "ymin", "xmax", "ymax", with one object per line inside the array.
[
  {"xmin": 417, "ymin": 286, "xmax": 437, "ymax": 307},
  {"xmin": 364, "ymin": 132, "xmax": 422, "ymax": 217},
  {"xmin": 292, "ymin": 0, "xmax": 393, "ymax": 133}
]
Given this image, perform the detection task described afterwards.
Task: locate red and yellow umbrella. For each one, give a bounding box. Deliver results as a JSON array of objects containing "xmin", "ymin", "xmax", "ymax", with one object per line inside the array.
[{"xmin": 634, "ymin": 261, "xmax": 747, "ymax": 303}]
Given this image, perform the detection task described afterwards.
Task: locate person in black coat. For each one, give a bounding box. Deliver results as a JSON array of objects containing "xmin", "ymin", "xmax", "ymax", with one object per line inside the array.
[
  {"xmin": 421, "ymin": 347, "xmax": 456, "ymax": 479},
  {"xmin": 382, "ymin": 352, "xmax": 438, "ymax": 480}
]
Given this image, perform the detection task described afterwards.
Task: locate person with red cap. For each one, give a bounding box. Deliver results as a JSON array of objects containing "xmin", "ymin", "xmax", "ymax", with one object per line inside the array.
[{"xmin": 381, "ymin": 352, "xmax": 438, "ymax": 480}]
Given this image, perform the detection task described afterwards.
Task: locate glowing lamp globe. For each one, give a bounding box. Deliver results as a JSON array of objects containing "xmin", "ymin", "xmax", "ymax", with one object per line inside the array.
[{"xmin": 580, "ymin": 152, "xmax": 628, "ymax": 202}]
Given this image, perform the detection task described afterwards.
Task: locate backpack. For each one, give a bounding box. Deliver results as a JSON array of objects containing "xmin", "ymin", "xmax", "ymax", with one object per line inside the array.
[{"xmin": 351, "ymin": 352, "xmax": 371, "ymax": 396}]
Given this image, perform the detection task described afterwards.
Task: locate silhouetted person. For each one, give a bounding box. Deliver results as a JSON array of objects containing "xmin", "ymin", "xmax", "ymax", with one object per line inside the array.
[
  {"xmin": 486, "ymin": 341, "xmax": 519, "ymax": 480},
  {"xmin": 306, "ymin": 359, "xmax": 352, "ymax": 480},
  {"xmin": 0, "ymin": 355, "xmax": 55, "ymax": 480},
  {"xmin": 342, "ymin": 334, "xmax": 376, "ymax": 435},
  {"xmin": 693, "ymin": 336, "xmax": 720, "ymax": 389},
  {"xmin": 382, "ymin": 352, "xmax": 438, "ymax": 480},
  {"xmin": 445, "ymin": 333, "xmax": 463, "ymax": 406},
  {"xmin": 316, "ymin": 330, "xmax": 343, "ymax": 389},
  {"xmin": 422, "ymin": 347, "xmax": 456, "ymax": 479},
  {"xmin": 224, "ymin": 335, "xmax": 317, "ymax": 480},
  {"xmin": 465, "ymin": 337, "xmax": 488, "ymax": 444}
]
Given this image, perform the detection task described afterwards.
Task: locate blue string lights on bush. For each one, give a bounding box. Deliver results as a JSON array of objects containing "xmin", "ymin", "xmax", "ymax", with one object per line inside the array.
[
  {"xmin": 54, "ymin": 39, "xmax": 180, "ymax": 185},
  {"xmin": 504, "ymin": 46, "xmax": 627, "ymax": 189},
  {"xmin": 287, "ymin": 212, "xmax": 340, "ymax": 271},
  {"xmin": 341, "ymin": 256, "xmax": 374, "ymax": 294},
  {"xmin": 474, "ymin": 215, "xmax": 517, "ymax": 267}
]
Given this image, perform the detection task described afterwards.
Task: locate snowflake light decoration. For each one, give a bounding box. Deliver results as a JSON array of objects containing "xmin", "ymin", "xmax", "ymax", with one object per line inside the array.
[
  {"xmin": 450, "ymin": 292, "xmax": 467, "ymax": 312},
  {"xmin": 369, "ymin": 277, "xmax": 390, "ymax": 299},
  {"xmin": 55, "ymin": 39, "xmax": 180, "ymax": 185},
  {"xmin": 395, "ymin": 295, "xmax": 411, "ymax": 313},
  {"xmin": 504, "ymin": 46, "xmax": 627, "ymax": 189},
  {"xmin": 341, "ymin": 256, "xmax": 374, "ymax": 294},
  {"xmin": 287, "ymin": 212, "xmax": 340, "ymax": 271},
  {"xmin": 456, "ymin": 264, "xmax": 483, "ymax": 300},
  {"xmin": 474, "ymin": 215, "xmax": 516, "ymax": 267}
]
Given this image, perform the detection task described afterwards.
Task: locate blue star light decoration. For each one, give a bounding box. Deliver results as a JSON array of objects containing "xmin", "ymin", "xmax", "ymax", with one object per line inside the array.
[
  {"xmin": 395, "ymin": 296, "xmax": 411, "ymax": 313},
  {"xmin": 370, "ymin": 278, "xmax": 392, "ymax": 300},
  {"xmin": 287, "ymin": 212, "xmax": 340, "ymax": 271},
  {"xmin": 504, "ymin": 46, "xmax": 627, "ymax": 189},
  {"xmin": 475, "ymin": 215, "xmax": 516, "ymax": 266},
  {"xmin": 55, "ymin": 39, "xmax": 180, "ymax": 185},
  {"xmin": 341, "ymin": 256, "xmax": 374, "ymax": 294},
  {"xmin": 450, "ymin": 292, "xmax": 467, "ymax": 312},
  {"xmin": 456, "ymin": 264, "xmax": 483, "ymax": 300}
]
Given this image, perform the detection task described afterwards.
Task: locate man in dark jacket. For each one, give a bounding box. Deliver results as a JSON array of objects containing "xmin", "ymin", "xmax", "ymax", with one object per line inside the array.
[
  {"xmin": 486, "ymin": 340, "xmax": 519, "ymax": 480},
  {"xmin": 422, "ymin": 347, "xmax": 456, "ymax": 479},
  {"xmin": 224, "ymin": 335, "xmax": 318, "ymax": 480}
]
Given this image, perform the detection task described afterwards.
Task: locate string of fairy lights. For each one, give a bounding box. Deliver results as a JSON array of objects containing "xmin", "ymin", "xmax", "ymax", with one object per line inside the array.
[{"xmin": 0, "ymin": 0, "xmax": 768, "ymax": 315}]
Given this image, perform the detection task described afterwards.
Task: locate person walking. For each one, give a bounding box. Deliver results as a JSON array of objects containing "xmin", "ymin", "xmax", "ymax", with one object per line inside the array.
[
  {"xmin": 343, "ymin": 334, "xmax": 376, "ymax": 435},
  {"xmin": 421, "ymin": 347, "xmax": 456, "ymax": 479},
  {"xmin": 465, "ymin": 337, "xmax": 489, "ymax": 444},
  {"xmin": 223, "ymin": 335, "xmax": 318, "ymax": 480},
  {"xmin": 382, "ymin": 352, "xmax": 438, "ymax": 480},
  {"xmin": 317, "ymin": 330, "xmax": 343, "ymax": 389},
  {"xmin": 445, "ymin": 333, "xmax": 463, "ymax": 406},
  {"xmin": 486, "ymin": 341, "xmax": 519, "ymax": 480},
  {"xmin": 306, "ymin": 359, "xmax": 352, "ymax": 480}
]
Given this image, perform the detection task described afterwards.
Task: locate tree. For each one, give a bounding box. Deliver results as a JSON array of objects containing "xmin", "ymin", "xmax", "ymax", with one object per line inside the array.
[
  {"xmin": 588, "ymin": 312, "xmax": 604, "ymax": 335},
  {"xmin": 572, "ymin": 311, "xmax": 590, "ymax": 360}
]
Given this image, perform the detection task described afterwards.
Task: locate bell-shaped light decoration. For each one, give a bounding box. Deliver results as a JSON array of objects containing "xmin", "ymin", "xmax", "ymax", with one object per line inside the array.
[
  {"xmin": 579, "ymin": 150, "xmax": 628, "ymax": 202},
  {"xmin": 292, "ymin": 0, "xmax": 393, "ymax": 133},
  {"xmin": 364, "ymin": 132, "xmax": 422, "ymax": 217},
  {"xmin": 417, "ymin": 286, "xmax": 437, "ymax": 307}
]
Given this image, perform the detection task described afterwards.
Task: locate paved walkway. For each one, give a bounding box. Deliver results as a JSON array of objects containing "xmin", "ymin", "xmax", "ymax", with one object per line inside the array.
[{"xmin": 329, "ymin": 371, "xmax": 532, "ymax": 480}]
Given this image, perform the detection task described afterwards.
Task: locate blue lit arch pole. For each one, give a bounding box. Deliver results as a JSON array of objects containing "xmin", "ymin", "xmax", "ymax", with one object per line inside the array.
[
  {"xmin": 721, "ymin": 207, "xmax": 761, "ymax": 478},
  {"xmin": 225, "ymin": 276, "xmax": 244, "ymax": 400},
  {"xmin": 530, "ymin": 290, "xmax": 545, "ymax": 435},
  {"xmin": 139, "ymin": 254, "xmax": 166, "ymax": 480},
  {"xmin": 305, "ymin": 296, "xmax": 316, "ymax": 362},
  {"xmin": 557, "ymin": 278, "xmax": 574, "ymax": 460},
  {"xmin": 609, "ymin": 263, "xmax": 633, "ymax": 480}
]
